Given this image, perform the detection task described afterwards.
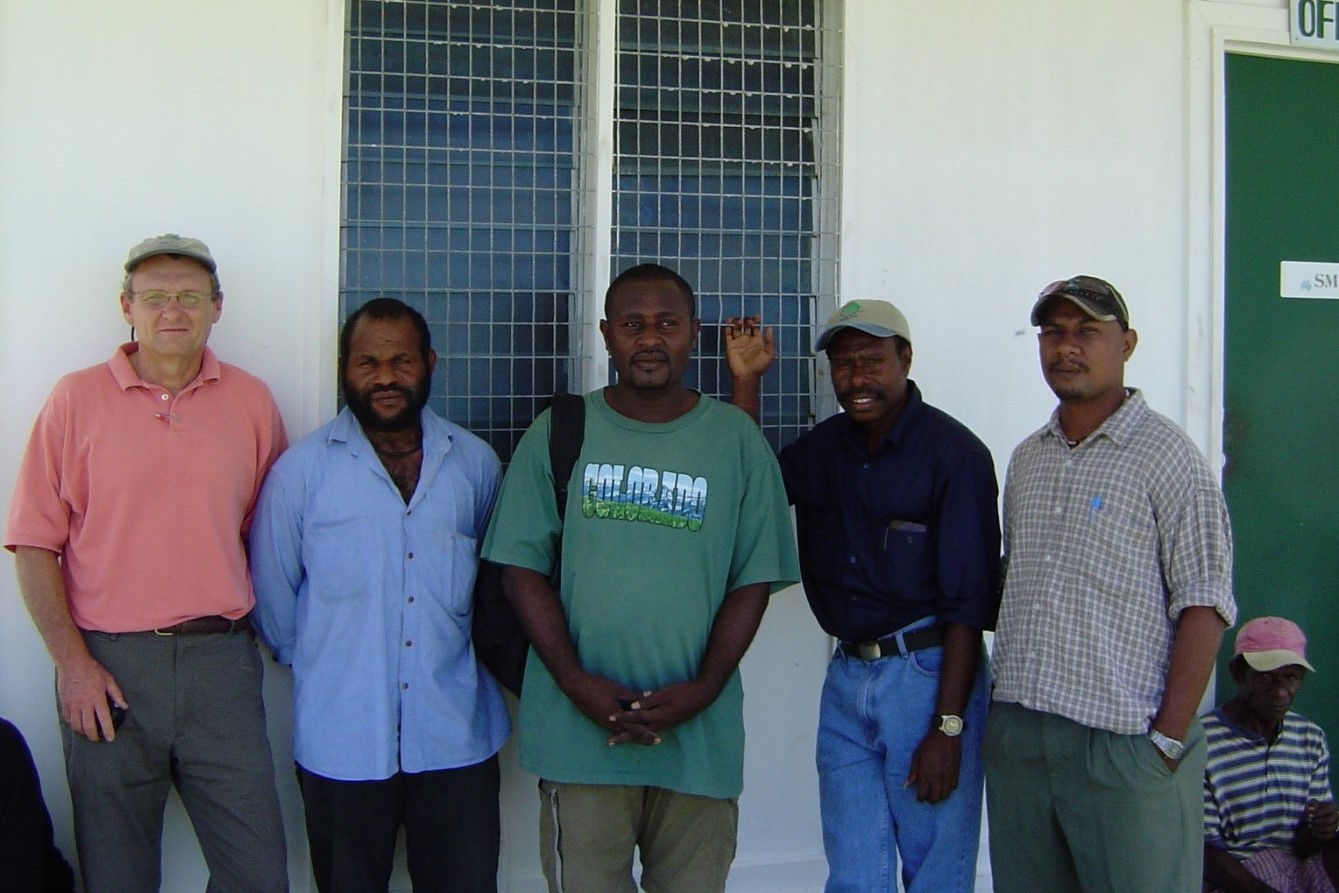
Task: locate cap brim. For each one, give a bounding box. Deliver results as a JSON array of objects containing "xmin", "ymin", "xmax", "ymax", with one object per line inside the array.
[
  {"xmin": 1030, "ymin": 294, "xmax": 1119, "ymax": 326},
  {"xmin": 812, "ymin": 321, "xmax": 899, "ymax": 353},
  {"xmin": 125, "ymin": 249, "xmax": 217, "ymax": 274},
  {"xmin": 1242, "ymin": 650, "xmax": 1315, "ymax": 673}
]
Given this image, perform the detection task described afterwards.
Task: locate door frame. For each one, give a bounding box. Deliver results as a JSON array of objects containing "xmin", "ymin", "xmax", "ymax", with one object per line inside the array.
[{"xmin": 1186, "ymin": 1, "xmax": 1339, "ymax": 469}]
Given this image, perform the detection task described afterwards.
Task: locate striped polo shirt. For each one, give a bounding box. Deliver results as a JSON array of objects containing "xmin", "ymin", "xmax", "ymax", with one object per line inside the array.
[{"xmin": 1203, "ymin": 706, "xmax": 1333, "ymax": 858}]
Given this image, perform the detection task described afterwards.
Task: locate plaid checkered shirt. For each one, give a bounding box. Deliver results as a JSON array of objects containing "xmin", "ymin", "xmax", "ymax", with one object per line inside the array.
[{"xmin": 993, "ymin": 389, "xmax": 1236, "ymax": 735}]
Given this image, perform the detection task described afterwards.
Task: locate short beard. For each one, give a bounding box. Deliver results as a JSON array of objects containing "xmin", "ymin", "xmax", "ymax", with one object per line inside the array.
[{"xmin": 343, "ymin": 377, "xmax": 430, "ymax": 433}]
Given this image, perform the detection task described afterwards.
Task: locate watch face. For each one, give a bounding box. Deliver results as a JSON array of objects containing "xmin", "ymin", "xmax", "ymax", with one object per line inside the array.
[{"xmin": 939, "ymin": 715, "xmax": 964, "ymax": 737}]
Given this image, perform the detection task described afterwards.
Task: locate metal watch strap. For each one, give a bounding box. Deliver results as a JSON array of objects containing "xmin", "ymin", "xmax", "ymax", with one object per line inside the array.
[{"xmin": 1148, "ymin": 728, "xmax": 1185, "ymax": 760}]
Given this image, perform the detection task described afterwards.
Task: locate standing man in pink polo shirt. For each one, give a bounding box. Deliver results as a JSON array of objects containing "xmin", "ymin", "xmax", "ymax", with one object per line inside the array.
[{"xmin": 5, "ymin": 234, "xmax": 290, "ymax": 893}]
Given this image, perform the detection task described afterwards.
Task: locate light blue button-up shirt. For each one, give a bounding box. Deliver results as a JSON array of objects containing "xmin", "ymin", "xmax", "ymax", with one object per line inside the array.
[{"xmin": 250, "ymin": 406, "xmax": 510, "ymax": 780}]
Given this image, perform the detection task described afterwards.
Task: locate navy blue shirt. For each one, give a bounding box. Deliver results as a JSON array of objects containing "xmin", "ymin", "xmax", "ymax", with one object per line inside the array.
[{"xmin": 779, "ymin": 381, "xmax": 1001, "ymax": 641}]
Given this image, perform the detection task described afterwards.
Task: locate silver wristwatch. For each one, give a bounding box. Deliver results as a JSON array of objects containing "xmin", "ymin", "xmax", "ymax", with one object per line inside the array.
[
  {"xmin": 1148, "ymin": 729, "xmax": 1185, "ymax": 761},
  {"xmin": 937, "ymin": 714, "xmax": 964, "ymax": 737}
]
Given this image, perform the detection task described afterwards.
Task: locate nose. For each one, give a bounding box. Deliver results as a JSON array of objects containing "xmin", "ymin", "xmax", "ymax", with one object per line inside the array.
[
  {"xmin": 368, "ymin": 361, "xmax": 398, "ymax": 386},
  {"xmin": 1050, "ymin": 329, "xmax": 1083, "ymax": 356}
]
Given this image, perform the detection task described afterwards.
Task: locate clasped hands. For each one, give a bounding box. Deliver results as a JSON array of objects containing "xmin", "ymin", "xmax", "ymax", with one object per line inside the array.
[{"xmin": 564, "ymin": 672, "xmax": 719, "ymax": 747}]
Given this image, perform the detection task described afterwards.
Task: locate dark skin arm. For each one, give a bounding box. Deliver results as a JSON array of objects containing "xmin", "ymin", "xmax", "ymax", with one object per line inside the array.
[
  {"xmin": 500, "ymin": 565, "xmax": 658, "ymax": 745},
  {"xmin": 1203, "ymin": 845, "xmax": 1283, "ymax": 893},
  {"xmin": 905, "ymin": 623, "xmax": 981, "ymax": 803},
  {"xmin": 1151, "ymin": 605, "xmax": 1227, "ymax": 770},
  {"xmin": 610, "ymin": 582, "xmax": 771, "ymax": 742},
  {"xmin": 723, "ymin": 315, "xmax": 773, "ymax": 424}
]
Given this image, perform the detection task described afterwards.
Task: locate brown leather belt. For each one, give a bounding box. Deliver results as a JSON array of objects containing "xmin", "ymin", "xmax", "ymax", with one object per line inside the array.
[
  {"xmin": 838, "ymin": 624, "xmax": 944, "ymax": 661},
  {"xmin": 151, "ymin": 615, "xmax": 251, "ymax": 636}
]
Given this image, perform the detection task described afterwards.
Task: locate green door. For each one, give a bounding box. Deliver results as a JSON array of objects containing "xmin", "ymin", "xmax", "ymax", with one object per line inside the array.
[{"xmin": 1222, "ymin": 52, "xmax": 1339, "ymax": 739}]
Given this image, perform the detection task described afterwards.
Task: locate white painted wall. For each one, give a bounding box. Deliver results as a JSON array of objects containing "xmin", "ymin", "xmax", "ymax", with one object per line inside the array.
[{"xmin": 0, "ymin": 1, "xmax": 1281, "ymax": 890}]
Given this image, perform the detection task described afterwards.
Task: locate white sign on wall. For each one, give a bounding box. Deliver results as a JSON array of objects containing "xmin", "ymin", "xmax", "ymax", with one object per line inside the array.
[
  {"xmin": 1280, "ymin": 261, "xmax": 1339, "ymax": 299},
  {"xmin": 1292, "ymin": 0, "xmax": 1339, "ymax": 48}
]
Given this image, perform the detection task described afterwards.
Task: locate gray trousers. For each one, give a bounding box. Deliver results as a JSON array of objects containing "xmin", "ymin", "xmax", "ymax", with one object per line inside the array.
[{"xmin": 62, "ymin": 629, "xmax": 287, "ymax": 893}]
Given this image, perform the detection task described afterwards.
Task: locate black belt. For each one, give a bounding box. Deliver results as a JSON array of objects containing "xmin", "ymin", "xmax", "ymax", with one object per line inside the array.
[
  {"xmin": 150, "ymin": 615, "xmax": 251, "ymax": 636},
  {"xmin": 838, "ymin": 625, "xmax": 944, "ymax": 661}
]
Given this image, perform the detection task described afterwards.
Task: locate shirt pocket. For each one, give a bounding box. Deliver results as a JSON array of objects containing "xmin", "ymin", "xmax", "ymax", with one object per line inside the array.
[
  {"xmin": 429, "ymin": 528, "xmax": 480, "ymax": 618},
  {"xmin": 303, "ymin": 515, "xmax": 385, "ymax": 602},
  {"xmin": 876, "ymin": 520, "xmax": 933, "ymax": 590}
]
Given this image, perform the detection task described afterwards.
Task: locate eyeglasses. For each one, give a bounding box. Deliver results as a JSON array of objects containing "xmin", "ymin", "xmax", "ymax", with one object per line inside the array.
[{"xmin": 132, "ymin": 290, "xmax": 216, "ymax": 310}]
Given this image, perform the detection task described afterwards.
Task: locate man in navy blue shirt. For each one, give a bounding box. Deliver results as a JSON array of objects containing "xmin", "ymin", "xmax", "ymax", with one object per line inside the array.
[{"xmin": 728, "ymin": 301, "xmax": 1000, "ymax": 893}]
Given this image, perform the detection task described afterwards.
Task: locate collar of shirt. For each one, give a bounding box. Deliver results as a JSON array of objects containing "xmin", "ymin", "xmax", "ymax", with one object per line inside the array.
[
  {"xmin": 110, "ymin": 342, "xmax": 222, "ymax": 391},
  {"xmin": 327, "ymin": 404, "xmax": 457, "ymax": 459},
  {"xmin": 834, "ymin": 379, "xmax": 927, "ymax": 456},
  {"xmin": 1041, "ymin": 387, "xmax": 1146, "ymax": 449}
]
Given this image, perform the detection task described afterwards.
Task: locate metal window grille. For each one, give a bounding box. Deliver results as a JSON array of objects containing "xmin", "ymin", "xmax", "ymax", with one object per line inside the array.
[
  {"xmin": 342, "ymin": 1, "xmax": 587, "ymax": 460},
  {"xmin": 341, "ymin": 0, "xmax": 840, "ymax": 460},
  {"xmin": 611, "ymin": 0, "xmax": 841, "ymax": 451}
]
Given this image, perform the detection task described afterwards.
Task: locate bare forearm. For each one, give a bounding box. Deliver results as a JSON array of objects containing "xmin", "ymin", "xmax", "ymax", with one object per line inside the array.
[
  {"xmin": 695, "ymin": 583, "xmax": 769, "ymax": 694},
  {"xmin": 15, "ymin": 545, "xmax": 125, "ymax": 740},
  {"xmin": 499, "ymin": 565, "xmax": 585, "ymax": 689},
  {"xmin": 730, "ymin": 375, "xmax": 763, "ymax": 425},
  {"xmin": 14, "ymin": 546, "xmax": 90, "ymax": 668},
  {"xmin": 934, "ymin": 623, "xmax": 982, "ymax": 718},
  {"xmin": 1153, "ymin": 604, "xmax": 1226, "ymax": 740}
]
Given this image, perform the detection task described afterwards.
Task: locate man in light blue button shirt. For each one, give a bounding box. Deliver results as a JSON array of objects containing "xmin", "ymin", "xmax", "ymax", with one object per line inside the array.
[{"xmin": 250, "ymin": 298, "xmax": 509, "ymax": 893}]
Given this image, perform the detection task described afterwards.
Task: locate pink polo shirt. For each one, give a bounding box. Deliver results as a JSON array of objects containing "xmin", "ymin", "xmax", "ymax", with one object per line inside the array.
[{"xmin": 5, "ymin": 344, "xmax": 288, "ymax": 632}]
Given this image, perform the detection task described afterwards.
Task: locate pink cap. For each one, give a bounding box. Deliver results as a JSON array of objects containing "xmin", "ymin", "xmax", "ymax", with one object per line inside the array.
[{"xmin": 1234, "ymin": 617, "xmax": 1315, "ymax": 673}]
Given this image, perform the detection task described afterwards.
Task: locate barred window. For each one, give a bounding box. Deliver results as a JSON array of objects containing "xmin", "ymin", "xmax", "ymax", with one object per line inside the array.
[{"xmin": 341, "ymin": 0, "xmax": 841, "ymax": 460}]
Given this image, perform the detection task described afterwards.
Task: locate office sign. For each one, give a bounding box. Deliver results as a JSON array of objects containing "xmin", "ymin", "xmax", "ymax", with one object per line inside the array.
[
  {"xmin": 1280, "ymin": 261, "xmax": 1339, "ymax": 298},
  {"xmin": 1292, "ymin": 1, "xmax": 1339, "ymax": 48}
]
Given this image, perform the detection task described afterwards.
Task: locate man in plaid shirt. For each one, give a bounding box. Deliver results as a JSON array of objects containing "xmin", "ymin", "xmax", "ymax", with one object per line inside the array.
[{"xmin": 985, "ymin": 275, "xmax": 1237, "ymax": 893}]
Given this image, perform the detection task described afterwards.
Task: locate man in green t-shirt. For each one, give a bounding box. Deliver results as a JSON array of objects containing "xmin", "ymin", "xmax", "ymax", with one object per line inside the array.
[{"xmin": 482, "ymin": 263, "xmax": 799, "ymax": 893}]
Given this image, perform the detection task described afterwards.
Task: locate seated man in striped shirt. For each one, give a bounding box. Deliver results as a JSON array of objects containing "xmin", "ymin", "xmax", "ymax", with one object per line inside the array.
[{"xmin": 1204, "ymin": 616, "xmax": 1338, "ymax": 893}]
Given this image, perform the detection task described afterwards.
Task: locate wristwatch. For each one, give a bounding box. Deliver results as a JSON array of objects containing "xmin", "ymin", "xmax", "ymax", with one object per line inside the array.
[
  {"xmin": 1148, "ymin": 729, "xmax": 1185, "ymax": 761},
  {"xmin": 937, "ymin": 714, "xmax": 964, "ymax": 737}
]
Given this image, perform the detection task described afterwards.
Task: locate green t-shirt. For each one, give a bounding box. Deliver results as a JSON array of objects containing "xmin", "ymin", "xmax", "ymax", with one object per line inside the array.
[{"xmin": 482, "ymin": 390, "xmax": 799, "ymax": 798}]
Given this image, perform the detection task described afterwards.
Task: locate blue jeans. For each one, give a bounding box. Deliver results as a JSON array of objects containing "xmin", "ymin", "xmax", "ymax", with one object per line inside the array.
[{"xmin": 816, "ymin": 623, "xmax": 988, "ymax": 893}]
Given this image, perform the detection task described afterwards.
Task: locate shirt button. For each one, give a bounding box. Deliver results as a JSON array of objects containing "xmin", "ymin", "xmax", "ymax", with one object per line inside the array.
[
  {"xmin": 848, "ymin": 556, "xmax": 856, "ymax": 565},
  {"xmin": 1044, "ymin": 555, "xmax": 1053, "ymax": 562},
  {"xmin": 407, "ymin": 552, "xmax": 414, "ymax": 560},
  {"xmin": 406, "ymin": 596, "xmax": 415, "ymax": 604},
  {"xmin": 402, "ymin": 682, "xmax": 409, "ymax": 690},
  {"xmin": 404, "ymin": 640, "xmax": 412, "ymax": 647},
  {"xmin": 1054, "ymin": 506, "xmax": 1063, "ymax": 514},
  {"xmin": 160, "ymin": 393, "xmax": 169, "ymax": 401}
]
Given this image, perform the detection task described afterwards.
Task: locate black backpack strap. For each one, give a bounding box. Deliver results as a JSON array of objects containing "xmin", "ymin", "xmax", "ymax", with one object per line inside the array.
[{"xmin": 547, "ymin": 393, "xmax": 585, "ymax": 520}]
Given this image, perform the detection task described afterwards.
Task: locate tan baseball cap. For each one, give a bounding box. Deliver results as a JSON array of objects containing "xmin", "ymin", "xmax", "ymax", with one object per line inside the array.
[{"xmin": 813, "ymin": 300, "xmax": 912, "ymax": 352}]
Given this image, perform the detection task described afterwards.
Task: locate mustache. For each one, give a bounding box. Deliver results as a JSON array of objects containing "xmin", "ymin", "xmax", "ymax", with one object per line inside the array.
[
  {"xmin": 368, "ymin": 384, "xmax": 413, "ymax": 399},
  {"xmin": 1048, "ymin": 360, "xmax": 1088, "ymax": 374},
  {"xmin": 632, "ymin": 350, "xmax": 669, "ymax": 363}
]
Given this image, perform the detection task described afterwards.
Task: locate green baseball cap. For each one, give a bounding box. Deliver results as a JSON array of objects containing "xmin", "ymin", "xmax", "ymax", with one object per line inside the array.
[
  {"xmin": 124, "ymin": 233, "xmax": 217, "ymax": 274},
  {"xmin": 813, "ymin": 300, "xmax": 912, "ymax": 352}
]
